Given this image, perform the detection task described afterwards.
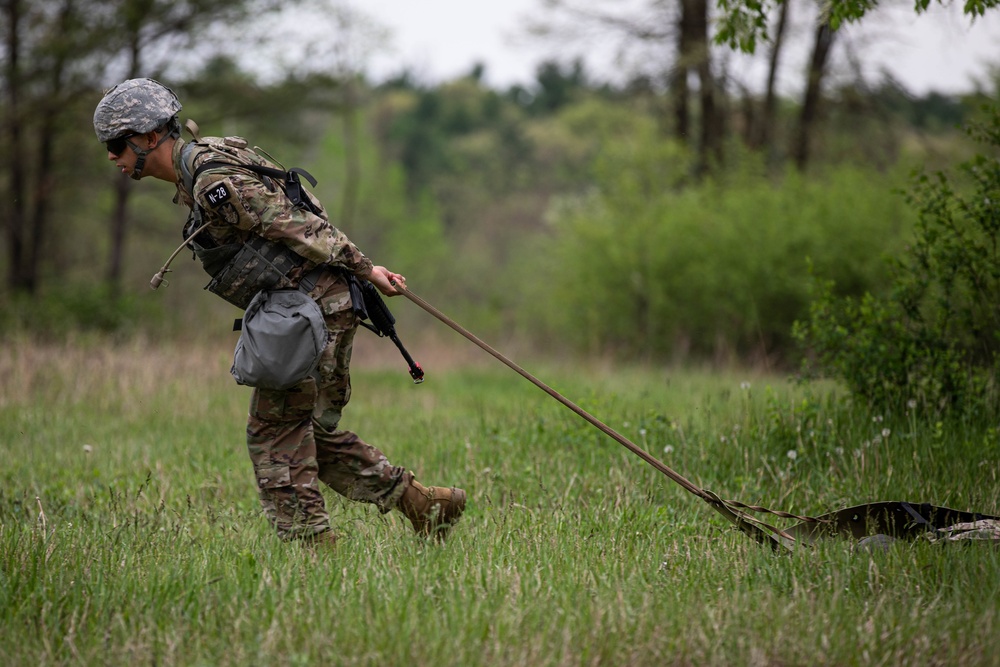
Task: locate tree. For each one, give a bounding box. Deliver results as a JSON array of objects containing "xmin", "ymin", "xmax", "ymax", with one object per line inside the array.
[
  {"xmin": 746, "ymin": 0, "xmax": 789, "ymax": 157},
  {"xmin": 525, "ymin": 0, "xmax": 725, "ymax": 175},
  {"xmin": 681, "ymin": 0, "xmax": 723, "ymax": 173},
  {"xmin": 1, "ymin": 0, "xmax": 109, "ymax": 294},
  {"xmin": 0, "ymin": 0, "xmax": 283, "ymax": 296},
  {"xmin": 795, "ymin": 107, "xmax": 1000, "ymax": 414},
  {"xmin": 2, "ymin": 0, "xmax": 28, "ymax": 292},
  {"xmin": 791, "ymin": 17, "xmax": 835, "ymax": 171},
  {"xmin": 716, "ymin": 0, "xmax": 997, "ymax": 171},
  {"xmin": 519, "ymin": 59, "xmax": 590, "ymax": 116}
]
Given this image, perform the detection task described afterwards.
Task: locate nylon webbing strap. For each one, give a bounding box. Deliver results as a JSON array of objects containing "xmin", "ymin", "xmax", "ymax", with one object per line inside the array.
[
  {"xmin": 192, "ymin": 160, "xmax": 321, "ymax": 215},
  {"xmin": 298, "ymin": 265, "xmax": 325, "ymax": 294}
]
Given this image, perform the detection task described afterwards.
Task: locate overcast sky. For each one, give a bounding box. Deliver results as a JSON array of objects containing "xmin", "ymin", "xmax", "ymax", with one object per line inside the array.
[{"xmin": 356, "ymin": 0, "xmax": 1000, "ymax": 95}]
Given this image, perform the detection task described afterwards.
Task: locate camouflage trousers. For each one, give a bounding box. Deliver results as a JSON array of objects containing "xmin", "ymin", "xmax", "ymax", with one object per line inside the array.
[{"xmin": 245, "ymin": 272, "xmax": 411, "ymax": 540}]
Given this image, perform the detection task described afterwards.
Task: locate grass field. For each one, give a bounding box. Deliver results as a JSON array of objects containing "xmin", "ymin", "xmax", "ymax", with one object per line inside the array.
[{"xmin": 1, "ymin": 336, "xmax": 998, "ymax": 666}]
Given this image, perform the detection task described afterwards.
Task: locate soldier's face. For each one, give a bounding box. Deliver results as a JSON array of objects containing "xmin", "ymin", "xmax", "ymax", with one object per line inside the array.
[{"xmin": 107, "ymin": 137, "xmax": 140, "ymax": 176}]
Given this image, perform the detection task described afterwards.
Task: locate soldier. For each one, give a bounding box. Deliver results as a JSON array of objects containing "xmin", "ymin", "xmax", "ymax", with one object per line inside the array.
[{"xmin": 93, "ymin": 78, "xmax": 465, "ymax": 546}]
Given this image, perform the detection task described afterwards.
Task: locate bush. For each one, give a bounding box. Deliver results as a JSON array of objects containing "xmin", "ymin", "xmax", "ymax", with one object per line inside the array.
[
  {"xmin": 795, "ymin": 106, "xmax": 1000, "ymax": 416},
  {"xmin": 524, "ymin": 132, "xmax": 914, "ymax": 364},
  {"xmin": 0, "ymin": 282, "xmax": 160, "ymax": 339}
]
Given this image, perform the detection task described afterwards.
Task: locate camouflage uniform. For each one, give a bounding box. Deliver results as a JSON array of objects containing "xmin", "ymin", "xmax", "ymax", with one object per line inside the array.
[
  {"xmin": 171, "ymin": 137, "xmax": 413, "ymax": 540},
  {"xmin": 96, "ymin": 78, "xmax": 464, "ymax": 543}
]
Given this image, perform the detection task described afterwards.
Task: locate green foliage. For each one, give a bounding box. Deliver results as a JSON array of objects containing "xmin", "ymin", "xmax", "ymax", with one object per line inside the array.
[
  {"xmin": 714, "ymin": 0, "xmax": 770, "ymax": 53},
  {"xmin": 715, "ymin": 0, "xmax": 1000, "ymax": 53},
  {"xmin": 379, "ymin": 77, "xmax": 519, "ymax": 194},
  {"xmin": 528, "ymin": 133, "xmax": 913, "ymax": 362},
  {"xmin": 512, "ymin": 59, "xmax": 593, "ymax": 117},
  {"xmin": 796, "ymin": 107, "xmax": 1000, "ymax": 415},
  {"xmin": 0, "ymin": 282, "xmax": 163, "ymax": 338}
]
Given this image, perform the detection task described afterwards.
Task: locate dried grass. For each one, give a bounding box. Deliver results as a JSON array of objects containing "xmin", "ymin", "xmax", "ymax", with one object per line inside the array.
[{"xmin": 0, "ymin": 336, "xmax": 234, "ymax": 410}]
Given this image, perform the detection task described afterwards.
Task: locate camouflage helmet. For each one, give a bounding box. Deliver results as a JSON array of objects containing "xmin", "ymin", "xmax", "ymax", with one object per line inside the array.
[{"xmin": 93, "ymin": 78, "xmax": 182, "ymax": 143}]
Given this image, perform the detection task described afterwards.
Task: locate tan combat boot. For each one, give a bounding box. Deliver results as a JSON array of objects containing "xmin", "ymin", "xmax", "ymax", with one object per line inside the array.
[
  {"xmin": 398, "ymin": 480, "xmax": 466, "ymax": 540},
  {"xmin": 304, "ymin": 529, "xmax": 338, "ymax": 551}
]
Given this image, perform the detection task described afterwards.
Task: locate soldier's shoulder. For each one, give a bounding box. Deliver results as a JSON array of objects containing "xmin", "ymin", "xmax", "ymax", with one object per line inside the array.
[
  {"xmin": 189, "ymin": 137, "xmax": 250, "ymax": 170},
  {"xmin": 188, "ymin": 139, "xmax": 252, "ymax": 192}
]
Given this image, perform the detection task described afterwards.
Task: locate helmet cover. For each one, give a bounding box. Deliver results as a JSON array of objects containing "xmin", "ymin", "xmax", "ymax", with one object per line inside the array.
[{"xmin": 93, "ymin": 78, "xmax": 182, "ymax": 143}]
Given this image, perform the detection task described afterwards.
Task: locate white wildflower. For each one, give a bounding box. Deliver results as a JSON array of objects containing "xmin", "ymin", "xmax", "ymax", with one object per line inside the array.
[{"xmin": 787, "ymin": 449, "xmax": 798, "ymax": 461}]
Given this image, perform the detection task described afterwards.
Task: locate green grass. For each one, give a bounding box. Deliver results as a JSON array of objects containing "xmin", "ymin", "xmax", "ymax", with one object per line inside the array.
[{"xmin": 0, "ymin": 339, "xmax": 998, "ymax": 666}]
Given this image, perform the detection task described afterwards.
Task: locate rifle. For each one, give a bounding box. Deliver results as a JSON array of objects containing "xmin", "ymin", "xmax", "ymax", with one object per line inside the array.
[{"xmin": 349, "ymin": 276, "xmax": 424, "ymax": 384}]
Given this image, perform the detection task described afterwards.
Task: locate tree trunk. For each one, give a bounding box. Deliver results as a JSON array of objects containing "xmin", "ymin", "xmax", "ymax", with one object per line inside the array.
[
  {"xmin": 792, "ymin": 20, "xmax": 836, "ymax": 172},
  {"xmin": 107, "ymin": 37, "xmax": 142, "ymax": 295},
  {"xmin": 3, "ymin": 0, "xmax": 30, "ymax": 292},
  {"xmin": 678, "ymin": 0, "xmax": 721, "ymax": 175},
  {"xmin": 753, "ymin": 0, "xmax": 789, "ymax": 155},
  {"xmin": 28, "ymin": 109, "xmax": 57, "ymax": 294},
  {"xmin": 692, "ymin": 0, "xmax": 722, "ymax": 172},
  {"xmin": 107, "ymin": 176, "xmax": 132, "ymax": 292},
  {"xmin": 672, "ymin": 0, "xmax": 693, "ymax": 142},
  {"xmin": 25, "ymin": 0, "xmax": 76, "ymax": 294}
]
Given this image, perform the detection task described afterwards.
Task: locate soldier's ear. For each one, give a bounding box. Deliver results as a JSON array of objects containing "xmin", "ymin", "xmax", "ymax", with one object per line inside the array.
[{"xmin": 143, "ymin": 130, "xmax": 160, "ymax": 149}]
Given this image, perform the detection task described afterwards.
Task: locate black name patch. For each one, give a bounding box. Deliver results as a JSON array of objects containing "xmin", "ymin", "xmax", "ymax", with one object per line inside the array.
[{"xmin": 204, "ymin": 183, "xmax": 232, "ymax": 208}]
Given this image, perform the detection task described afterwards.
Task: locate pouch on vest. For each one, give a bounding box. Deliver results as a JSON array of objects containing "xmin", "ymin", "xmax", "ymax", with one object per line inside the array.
[
  {"xmin": 231, "ymin": 288, "xmax": 327, "ymax": 390},
  {"xmin": 205, "ymin": 235, "xmax": 306, "ymax": 309}
]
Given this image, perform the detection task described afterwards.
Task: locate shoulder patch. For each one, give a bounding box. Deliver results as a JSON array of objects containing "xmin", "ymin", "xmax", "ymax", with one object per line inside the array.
[{"xmin": 204, "ymin": 182, "xmax": 232, "ymax": 208}]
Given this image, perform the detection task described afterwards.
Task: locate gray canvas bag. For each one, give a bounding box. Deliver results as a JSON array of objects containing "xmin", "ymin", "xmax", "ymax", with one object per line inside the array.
[{"xmin": 231, "ymin": 280, "xmax": 327, "ymax": 390}]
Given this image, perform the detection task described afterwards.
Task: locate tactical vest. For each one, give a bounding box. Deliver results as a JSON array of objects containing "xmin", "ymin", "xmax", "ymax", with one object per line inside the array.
[{"xmin": 180, "ymin": 138, "xmax": 322, "ymax": 309}]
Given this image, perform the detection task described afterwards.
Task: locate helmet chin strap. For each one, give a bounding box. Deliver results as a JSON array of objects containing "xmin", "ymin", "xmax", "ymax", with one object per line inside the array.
[{"xmin": 125, "ymin": 132, "xmax": 172, "ymax": 180}]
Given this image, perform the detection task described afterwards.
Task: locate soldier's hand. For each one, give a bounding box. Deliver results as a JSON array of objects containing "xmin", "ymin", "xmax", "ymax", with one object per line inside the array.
[{"xmin": 368, "ymin": 265, "xmax": 406, "ymax": 296}]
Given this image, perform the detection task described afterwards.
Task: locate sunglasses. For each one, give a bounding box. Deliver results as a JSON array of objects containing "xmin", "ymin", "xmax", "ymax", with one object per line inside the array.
[{"xmin": 105, "ymin": 134, "xmax": 134, "ymax": 157}]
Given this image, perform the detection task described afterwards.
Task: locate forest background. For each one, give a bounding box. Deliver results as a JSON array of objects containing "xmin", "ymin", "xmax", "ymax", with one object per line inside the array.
[{"xmin": 2, "ymin": 0, "xmax": 998, "ymax": 375}]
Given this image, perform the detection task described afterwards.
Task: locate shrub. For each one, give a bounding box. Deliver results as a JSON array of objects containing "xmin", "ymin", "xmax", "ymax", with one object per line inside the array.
[
  {"xmin": 795, "ymin": 106, "xmax": 1000, "ymax": 416},
  {"xmin": 525, "ymin": 133, "xmax": 913, "ymax": 364},
  {"xmin": 0, "ymin": 283, "xmax": 159, "ymax": 339}
]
